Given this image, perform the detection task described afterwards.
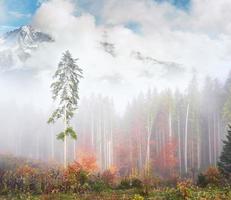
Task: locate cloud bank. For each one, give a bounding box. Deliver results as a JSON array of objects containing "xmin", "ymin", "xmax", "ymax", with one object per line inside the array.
[{"xmin": 2, "ymin": 0, "xmax": 231, "ymax": 112}]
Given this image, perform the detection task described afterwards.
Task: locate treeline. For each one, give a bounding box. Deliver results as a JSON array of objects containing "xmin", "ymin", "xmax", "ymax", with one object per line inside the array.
[
  {"xmin": 2, "ymin": 72, "xmax": 231, "ymax": 179},
  {"xmin": 74, "ymin": 72, "xmax": 231, "ymax": 178}
]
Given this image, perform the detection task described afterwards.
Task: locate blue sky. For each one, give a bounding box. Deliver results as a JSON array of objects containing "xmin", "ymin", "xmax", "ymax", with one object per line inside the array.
[
  {"xmin": 0, "ymin": 0, "xmax": 190, "ymax": 32},
  {"xmin": 156, "ymin": 0, "xmax": 190, "ymax": 9},
  {"xmin": 2, "ymin": 0, "xmax": 38, "ymax": 26}
]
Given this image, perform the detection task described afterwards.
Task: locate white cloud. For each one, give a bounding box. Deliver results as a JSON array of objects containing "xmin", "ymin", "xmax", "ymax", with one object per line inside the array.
[
  {"xmin": 33, "ymin": 0, "xmax": 77, "ymax": 33},
  {"xmin": 189, "ymin": 0, "xmax": 231, "ymax": 35},
  {"xmin": 99, "ymin": 0, "xmax": 231, "ymax": 76},
  {"xmin": 12, "ymin": 0, "xmax": 231, "ymax": 112},
  {"xmin": 101, "ymin": 0, "xmax": 231, "ymax": 36}
]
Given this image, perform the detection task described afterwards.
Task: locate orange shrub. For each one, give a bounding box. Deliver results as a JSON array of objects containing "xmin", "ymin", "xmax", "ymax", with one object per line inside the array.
[
  {"xmin": 204, "ymin": 167, "xmax": 221, "ymax": 186},
  {"xmin": 16, "ymin": 165, "xmax": 36, "ymax": 176},
  {"xmin": 75, "ymin": 149, "xmax": 98, "ymax": 174},
  {"xmin": 177, "ymin": 179, "xmax": 193, "ymax": 199},
  {"xmin": 79, "ymin": 155, "xmax": 98, "ymax": 173}
]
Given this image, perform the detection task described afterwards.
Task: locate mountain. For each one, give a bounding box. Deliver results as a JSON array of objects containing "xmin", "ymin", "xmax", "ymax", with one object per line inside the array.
[
  {"xmin": 0, "ymin": 25, "xmax": 53, "ymax": 71},
  {"xmin": 98, "ymin": 31, "xmax": 185, "ymax": 79},
  {"xmin": 131, "ymin": 51, "xmax": 185, "ymax": 78}
]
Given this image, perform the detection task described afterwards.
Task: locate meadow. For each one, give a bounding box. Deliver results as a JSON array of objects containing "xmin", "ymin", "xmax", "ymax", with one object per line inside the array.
[{"xmin": 0, "ymin": 154, "xmax": 231, "ymax": 200}]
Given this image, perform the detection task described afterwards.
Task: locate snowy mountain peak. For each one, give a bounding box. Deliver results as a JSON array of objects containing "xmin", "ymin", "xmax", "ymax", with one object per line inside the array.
[
  {"xmin": 21, "ymin": 25, "xmax": 32, "ymax": 33},
  {"xmin": 0, "ymin": 25, "xmax": 53, "ymax": 71},
  {"xmin": 4, "ymin": 25, "xmax": 52, "ymax": 47}
]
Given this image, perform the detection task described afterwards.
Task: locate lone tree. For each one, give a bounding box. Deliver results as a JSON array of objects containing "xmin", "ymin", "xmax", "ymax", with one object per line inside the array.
[
  {"xmin": 48, "ymin": 50, "xmax": 83, "ymax": 168},
  {"xmin": 218, "ymin": 125, "xmax": 231, "ymax": 178}
]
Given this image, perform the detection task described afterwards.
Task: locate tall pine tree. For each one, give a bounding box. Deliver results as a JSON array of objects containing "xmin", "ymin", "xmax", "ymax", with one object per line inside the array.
[
  {"xmin": 48, "ymin": 50, "xmax": 83, "ymax": 168},
  {"xmin": 218, "ymin": 125, "xmax": 231, "ymax": 177}
]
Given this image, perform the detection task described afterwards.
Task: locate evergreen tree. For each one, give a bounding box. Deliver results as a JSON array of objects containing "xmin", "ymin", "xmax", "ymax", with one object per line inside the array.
[
  {"xmin": 48, "ymin": 50, "xmax": 83, "ymax": 168},
  {"xmin": 223, "ymin": 93, "xmax": 231, "ymax": 123},
  {"xmin": 223, "ymin": 71, "xmax": 231, "ymax": 123},
  {"xmin": 218, "ymin": 125, "xmax": 231, "ymax": 177}
]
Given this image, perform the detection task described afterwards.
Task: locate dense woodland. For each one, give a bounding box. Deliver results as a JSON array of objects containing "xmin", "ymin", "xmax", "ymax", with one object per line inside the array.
[
  {"xmin": 75, "ymin": 73, "xmax": 230, "ymax": 178},
  {"xmin": 2, "ymin": 71, "xmax": 231, "ymax": 181}
]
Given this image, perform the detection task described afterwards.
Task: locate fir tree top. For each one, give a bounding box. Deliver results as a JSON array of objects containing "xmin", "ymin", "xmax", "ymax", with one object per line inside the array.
[{"xmin": 48, "ymin": 50, "xmax": 83, "ymax": 129}]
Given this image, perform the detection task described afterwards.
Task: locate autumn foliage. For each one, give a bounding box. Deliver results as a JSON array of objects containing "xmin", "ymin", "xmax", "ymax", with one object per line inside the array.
[
  {"xmin": 74, "ymin": 149, "xmax": 98, "ymax": 174},
  {"xmin": 16, "ymin": 165, "xmax": 37, "ymax": 176},
  {"xmin": 155, "ymin": 139, "xmax": 178, "ymax": 178},
  {"xmin": 101, "ymin": 166, "xmax": 117, "ymax": 186}
]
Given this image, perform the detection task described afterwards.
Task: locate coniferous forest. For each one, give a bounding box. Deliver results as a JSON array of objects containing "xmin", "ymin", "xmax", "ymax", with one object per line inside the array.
[
  {"xmin": 1, "ymin": 0, "xmax": 231, "ymax": 199},
  {"xmin": 1, "ymin": 66, "xmax": 231, "ymax": 199}
]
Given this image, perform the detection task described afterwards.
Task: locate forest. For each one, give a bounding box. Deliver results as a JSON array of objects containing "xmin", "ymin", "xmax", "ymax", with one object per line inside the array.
[
  {"xmin": 1, "ymin": 63, "xmax": 231, "ymax": 199},
  {"xmin": 2, "ymin": 71, "xmax": 231, "ymax": 177},
  {"xmin": 1, "ymin": 0, "xmax": 231, "ymax": 199}
]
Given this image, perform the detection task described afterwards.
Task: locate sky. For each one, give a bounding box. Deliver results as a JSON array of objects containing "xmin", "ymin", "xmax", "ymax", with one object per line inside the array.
[
  {"xmin": 0, "ymin": 0, "xmax": 231, "ymax": 113},
  {"xmin": 0, "ymin": 0, "xmax": 190, "ymax": 31}
]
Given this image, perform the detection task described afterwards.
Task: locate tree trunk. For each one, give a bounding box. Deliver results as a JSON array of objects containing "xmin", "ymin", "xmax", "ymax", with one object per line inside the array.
[
  {"xmin": 169, "ymin": 112, "xmax": 172, "ymax": 138},
  {"xmin": 197, "ymin": 119, "xmax": 200, "ymax": 170},
  {"xmin": 109, "ymin": 117, "xmax": 113, "ymax": 167},
  {"xmin": 73, "ymin": 124, "xmax": 76, "ymax": 161},
  {"xmin": 208, "ymin": 117, "xmax": 212, "ymax": 165},
  {"xmin": 64, "ymin": 104, "xmax": 67, "ymax": 169},
  {"xmin": 73, "ymin": 140, "xmax": 76, "ymax": 160},
  {"xmin": 51, "ymin": 127, "xmax": 54, "ymax": 160},
  {"xmin": 185, "ymin": 103, "xmax": 189, "ymax": 174},
  {"xmin": 145, "ymin": 114, "xmax": 153, "ymax": 175},
  {"xmin": 178, "ymin": 116, "xmax": 182, "ymax": 175},
  {"xmin": 213, "ymin": 113, "xmax": 216, "ymax": 165},
  {"xmin": 139, "ymin": 132, "xmax": 142, "ymax": 174},
  {"xmin": 146, "ymin": 133, "xmax": 151, "ymax": 173},
  {"xmin": 197, "ymin": 134, "xmax": 200, "ymax": 170}
]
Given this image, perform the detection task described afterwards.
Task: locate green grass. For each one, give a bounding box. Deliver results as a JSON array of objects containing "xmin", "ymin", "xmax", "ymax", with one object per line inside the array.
[
  {"xmin": 0, "ymin": 191, "xmax": 133, "ymax": 200},
  {"xmin": 1, "ymin": 187, "xmax": 231, "ymax": 200}
]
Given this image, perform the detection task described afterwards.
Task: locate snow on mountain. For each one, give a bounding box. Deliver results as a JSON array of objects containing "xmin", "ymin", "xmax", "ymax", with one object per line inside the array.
[
  {"xmin": 0, "ymin": 25, "xmax": 53, "ymax": 71},
  {"xmin": 131, "ymin": 51, "xmax": 185, "ymax": 78}
]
